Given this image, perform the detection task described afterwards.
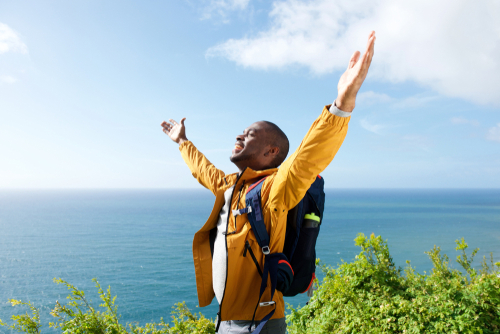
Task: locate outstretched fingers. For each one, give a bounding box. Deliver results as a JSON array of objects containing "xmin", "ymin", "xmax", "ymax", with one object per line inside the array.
[
  {"xmin": 161, "ymin": 121, "xmax": 173, "ymax": 134},
  {"xmin": 348, "ymin": 51, "xmax": 361, "ymax": 69},
  {"xmin": 347, "ymin": 32, "xmax": 375, "ymax": 74},
  {"xmin": 355, "ymin": 32, "xmax": 375, "ymax": 80},
  {"xmin": 162, "ymin": 118, "xmax": 186, "ymax": 134},
  {"xmin": 365, "ymin": 31, "xmax": 375, "ymax": 50},
  {"xmin": 361, "ymin": 32, "xmax": 376, "ymax": 67}
]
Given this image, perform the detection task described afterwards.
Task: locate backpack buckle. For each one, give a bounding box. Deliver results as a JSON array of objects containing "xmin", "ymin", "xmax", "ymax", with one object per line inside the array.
[
  {"xmin": 259, "ymin": 301, "xmax": 275, "ymax": 307},
  {"xmin": 261, "ymin": 246, "xmax": 270, "ymax": 255},
  {"xmin": 232, "ymin": 206, "xmax": 252, "ymax": 217}
]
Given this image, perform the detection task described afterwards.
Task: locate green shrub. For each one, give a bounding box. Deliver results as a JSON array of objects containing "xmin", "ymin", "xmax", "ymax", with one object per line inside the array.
[
  {"xmin": 1, "ymin": 235, "xmax": 499, "ymax": 333},
  {"xmin": 0, "ymin": 300, "xmax": 41, "ymax": 334},
  {"xmin": 286, "ymin": 234, "xmax": 500, "ymax": 334},
  {"xmin": 1, "ymin": 278, "xmax": 215, "ymax": 334}
]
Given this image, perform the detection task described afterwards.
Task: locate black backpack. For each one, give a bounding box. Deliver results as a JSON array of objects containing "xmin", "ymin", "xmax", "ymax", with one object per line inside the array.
[
  {"xmin": 233, "ymin": 175, "xmax": 325, "ymax": 333},
  {"xmin": 282, "ymin": 175, "xmax": 325, "ymax": 296}
]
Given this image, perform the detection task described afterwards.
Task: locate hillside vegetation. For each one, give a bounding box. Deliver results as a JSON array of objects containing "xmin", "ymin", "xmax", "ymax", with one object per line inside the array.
[{"xmin": 2, "ymin": 234, "xmax": 499, "ymax": 334}]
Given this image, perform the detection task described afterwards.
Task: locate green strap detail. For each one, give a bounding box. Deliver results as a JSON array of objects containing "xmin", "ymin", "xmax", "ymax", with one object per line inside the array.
[{"xmin": 304, "ymin": 213, "xmax": 320, "ymax": 222}]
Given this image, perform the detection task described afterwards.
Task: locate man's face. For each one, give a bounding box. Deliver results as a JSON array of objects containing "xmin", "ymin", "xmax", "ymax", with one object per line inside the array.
[{"xmin": 230, "ymin": 122, "xmax": 271, "ymax": 171}]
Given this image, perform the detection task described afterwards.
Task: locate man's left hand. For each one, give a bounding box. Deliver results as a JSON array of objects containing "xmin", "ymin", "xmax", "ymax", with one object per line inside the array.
[{"xmin": 336, "ymin": 31, "xmax": 376, "ymax": 112}]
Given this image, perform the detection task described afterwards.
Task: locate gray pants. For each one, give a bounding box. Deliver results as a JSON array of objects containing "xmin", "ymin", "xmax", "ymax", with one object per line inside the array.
[{"xmin": 217, "ymin": 318, "xmax": 286, "ymax": 334}]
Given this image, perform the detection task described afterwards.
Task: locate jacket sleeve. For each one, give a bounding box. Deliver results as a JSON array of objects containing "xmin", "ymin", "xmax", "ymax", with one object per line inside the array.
[
  {"xmin": 179, "ymin": 141, "xmax": 226, "ymax": 195},
  {"xmin": 270, "ymin": 105, "xmax": 350, "ymax": 210}
]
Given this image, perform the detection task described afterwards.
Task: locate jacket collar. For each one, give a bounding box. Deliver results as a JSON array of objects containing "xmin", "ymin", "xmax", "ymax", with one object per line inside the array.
[{"xmin": 225, "ymin": 167, "xmax": 278, "ymax": 186}]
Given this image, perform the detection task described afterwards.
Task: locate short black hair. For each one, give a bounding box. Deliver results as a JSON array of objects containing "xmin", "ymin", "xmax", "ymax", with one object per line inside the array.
[{"xmin": 261, "ymin": 121, "xmax": 289, "ymax": 168}]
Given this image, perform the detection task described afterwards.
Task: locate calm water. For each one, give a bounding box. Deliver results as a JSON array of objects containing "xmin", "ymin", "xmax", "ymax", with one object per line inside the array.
[{"xmin": 1, "ymin": 189, "xmax": 499, "ymax": 332}]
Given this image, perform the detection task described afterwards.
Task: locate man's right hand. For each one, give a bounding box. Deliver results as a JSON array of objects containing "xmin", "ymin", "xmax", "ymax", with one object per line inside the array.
[{"xmin": 161, "ymin": 118, "xmax": 188, "ymax": 145}]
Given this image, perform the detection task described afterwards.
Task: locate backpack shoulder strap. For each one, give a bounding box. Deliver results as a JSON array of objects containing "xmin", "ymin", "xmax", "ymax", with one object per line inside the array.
[
  {"xmin": 237, "ymin": 176, "xmax": 278, "ymax": 333},
  {"xmin": 242, "ymin": 176, "xmax": 295, "ymax": 334},
  {"xmin": 243, "ymin": 176, "xmax": 270, "ymax": 254}
]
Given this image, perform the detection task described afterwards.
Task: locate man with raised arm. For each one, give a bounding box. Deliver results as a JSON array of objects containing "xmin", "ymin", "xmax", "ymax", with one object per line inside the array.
[{"xmin": 161, "ymin": 31, "xmax": 376, "ymax": 334}]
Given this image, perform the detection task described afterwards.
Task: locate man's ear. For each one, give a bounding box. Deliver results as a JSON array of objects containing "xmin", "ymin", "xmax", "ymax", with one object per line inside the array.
[{"xmin": 264, "ymin": 146, "xmax": 280, "ymax": 157}]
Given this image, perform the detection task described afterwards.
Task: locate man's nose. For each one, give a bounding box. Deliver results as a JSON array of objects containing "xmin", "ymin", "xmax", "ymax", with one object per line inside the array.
[{"xmin": 236, "ymin": 134, "xmax": 244, "ymax": 141}]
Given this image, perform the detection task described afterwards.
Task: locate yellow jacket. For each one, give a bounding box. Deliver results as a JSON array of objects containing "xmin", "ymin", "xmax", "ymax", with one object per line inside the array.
[{"xmin": 179, "ymin": 105, "xmax": 350, "ymax": 321}]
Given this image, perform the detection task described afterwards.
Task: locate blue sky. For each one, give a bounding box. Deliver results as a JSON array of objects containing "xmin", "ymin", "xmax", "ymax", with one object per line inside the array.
[{"xmin": 1, "ymin": 0, "xmax": 499, "ymax": 189}]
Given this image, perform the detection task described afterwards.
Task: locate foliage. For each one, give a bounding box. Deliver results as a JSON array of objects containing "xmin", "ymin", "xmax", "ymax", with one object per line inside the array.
[
  {"xmin": 286, "ymin": 233, "xmax": 500, "ymax": 334},
  {"xmin": 2, "ymin": 235, "xmax": 499, "ymax": 333},
  {"xmin": 48, "ymin": 278, "xmax": 125, "ymax": 333},
  {"xmin": 0, "ymin": 300, "xmax": 41, "ymax": 334},
  {"xmin": 1, "ymin": 279, "xmax": 215, "ymax": 334}
]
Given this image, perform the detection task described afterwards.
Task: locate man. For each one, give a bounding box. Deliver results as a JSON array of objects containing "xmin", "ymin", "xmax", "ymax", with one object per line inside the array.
[{"xmin": 162, "ymin": 31, "xmax": 375, "ymax": 334}]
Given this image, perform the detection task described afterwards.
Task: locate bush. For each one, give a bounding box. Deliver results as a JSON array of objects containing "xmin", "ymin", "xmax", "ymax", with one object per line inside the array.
[
  {"xmin": 2, "ymin": 235, "xmax": 499, "ymax": 333},
  {"xmin": 0, "ymin": 278, "xmax": 215, "ymax": 334},
  {"xmin": 286, "ymin": 234, "xmax": 500, "ymax": 334}
]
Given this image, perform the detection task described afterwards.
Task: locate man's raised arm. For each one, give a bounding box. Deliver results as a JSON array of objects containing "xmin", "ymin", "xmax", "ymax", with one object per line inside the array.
[
  {"xmin": 161, "ymin": 118, "xmax": 226, "ymax": 195},
  {"xmin": 271, "ymin": 31, "xmax": 376, "ymax": 210}
]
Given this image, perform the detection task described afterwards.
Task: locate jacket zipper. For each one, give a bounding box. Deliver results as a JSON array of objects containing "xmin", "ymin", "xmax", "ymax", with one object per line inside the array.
[
  {"xmin": 222, "ymin": 181, "xmax": 244, "ymax": 237},
  {"xmin": 234, "ymin": 181, "xmax": 245, "ymax": 232},
  {"xmin": 216, "ymin": 168, "xmax": 246, "ymax": 331}
]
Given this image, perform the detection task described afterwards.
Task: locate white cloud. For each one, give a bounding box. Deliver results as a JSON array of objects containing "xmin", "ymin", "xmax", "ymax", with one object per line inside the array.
[
  {"xmin": 206, "ymin": 0, "xmax": 500, "ymax": 105},
  {"xmin": 487, "ymin": 123, "xmax": 500, "ymax": 142},
  {"xmin": 0, "ymin": 75, "xmax": 18, "ymax": 84},
  {"xmin": 451, "ymin": 117, "xmax": 480, "ymax": 127},
  {"xmin": 357, "ymin": 91, "xmax": 392, "ymax": 106},
  {"xmin": 201, "ymin": 0, "xmax": 251, "ymax": 20},
  {"xmin": 360, "ymin": 118, "xmax": 388, "ymax": 135},
  {"xmin": 391, "ymin": 95, "xmax": 439, "ymax": 110},
  {"xmin": 356, "ymin": 91, "xmax": 436, "ymax": 109},
  {"xmin": 0, "ymin": 23, "xmax": 27, "ymax": 54}
]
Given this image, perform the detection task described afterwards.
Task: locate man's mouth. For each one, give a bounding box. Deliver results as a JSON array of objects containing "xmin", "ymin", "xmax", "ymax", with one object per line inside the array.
[{"xmin": 234, "ymin": 143, "xmax": 244, "ymax": 153}]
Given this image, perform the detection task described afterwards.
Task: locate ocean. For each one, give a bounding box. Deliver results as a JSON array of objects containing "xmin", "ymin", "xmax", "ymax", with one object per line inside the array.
[{"xmin": 1, "ymin": 189, "xmax": 499, "ymax": 333}]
